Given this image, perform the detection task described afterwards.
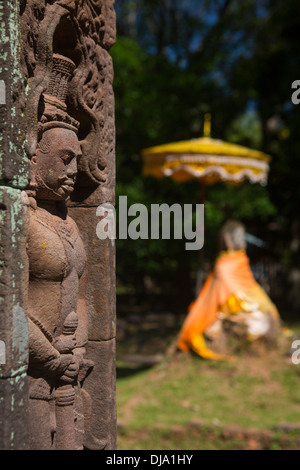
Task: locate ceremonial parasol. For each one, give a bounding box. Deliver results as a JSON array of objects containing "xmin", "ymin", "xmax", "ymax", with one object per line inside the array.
[
  {"xmin": 141, "ymin": 114, "xmax": 272, "ymax": 293},
  {"xmin": 141, "ymin": 114, "xmax": 271, "ymax": 201}
]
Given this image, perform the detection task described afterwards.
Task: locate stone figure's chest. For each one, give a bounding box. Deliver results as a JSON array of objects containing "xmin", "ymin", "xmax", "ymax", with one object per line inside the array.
[{"xmin": 28, "ymin": 209, "xmax": 86, "ymax": 281}]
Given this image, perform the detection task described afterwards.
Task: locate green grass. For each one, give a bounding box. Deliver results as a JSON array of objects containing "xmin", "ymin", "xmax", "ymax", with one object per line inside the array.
[{"xmin": 116, "ymin": 348, "xmax": 300, "ymax": 450}]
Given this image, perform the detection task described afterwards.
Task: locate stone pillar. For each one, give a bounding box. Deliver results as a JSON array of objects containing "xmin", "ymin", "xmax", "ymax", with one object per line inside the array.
[
  {"xmin": 69, "ymin": 190, "xmax": 116, "ymax": 449},
  {"xmin": 0, "ymin": 0, "xmax": 116, "ymax": 450},
  {"xmin": 66, "ymin": 2, "xmax": 117, "ymax": 450},
  {"xmin": 0, "ymin": 0, "xmax": 30, "ymax": 450}
]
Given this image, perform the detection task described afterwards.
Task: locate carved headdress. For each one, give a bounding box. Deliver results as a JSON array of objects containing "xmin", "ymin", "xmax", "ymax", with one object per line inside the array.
[
  {"xmin": 28, "ymin": 54, "xmax": 81, "ymax": 200},
  {"xmin": 38, "ymin": 53, "xmax": 80, "ymax": 137}
]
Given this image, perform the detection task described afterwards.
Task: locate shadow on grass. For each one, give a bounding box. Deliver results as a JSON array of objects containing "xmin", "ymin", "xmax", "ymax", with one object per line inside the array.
[{"xmin": 116, "ymin": 364, "xmax": 154, "ymax": 379}]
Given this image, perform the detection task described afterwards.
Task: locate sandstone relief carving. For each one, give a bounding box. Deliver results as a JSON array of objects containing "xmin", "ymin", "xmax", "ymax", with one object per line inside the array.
[
  {"xmin": 20, "ymin": 0, "xmax": 115, "ymax": 195},
  {"xmin": 0, "ymin": 0, "xmax": 116, "ymax": 450},
  {"xmin": 26, "ymin": 54, "xmax": 94, "ymax": 450}
]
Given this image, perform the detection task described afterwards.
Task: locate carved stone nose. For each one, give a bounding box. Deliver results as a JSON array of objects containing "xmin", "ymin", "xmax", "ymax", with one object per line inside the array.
[{"xmin": 66, "ymin": 159, "xmax": 77, "ymax": 177}]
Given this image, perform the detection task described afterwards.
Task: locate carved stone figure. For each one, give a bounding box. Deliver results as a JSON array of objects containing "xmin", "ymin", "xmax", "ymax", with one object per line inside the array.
[
  {"xmin": 218, "ymin": 220, "xmax": 247, "ymax": 252},
  {"xmin": 177, "ymin": 220, "xmax": 281, "ymax": 360},
  {"xmin": 1, "ymin": 0, "xmax": 116, "ymax": 450},
  {"xmin": 26, "ymin": 54, "xmax": 93, "ymax": 450}
]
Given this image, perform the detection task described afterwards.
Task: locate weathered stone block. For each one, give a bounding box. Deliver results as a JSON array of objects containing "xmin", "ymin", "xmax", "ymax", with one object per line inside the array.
[
  {"xmin": 83, "ymin": 338, "xmax": 117, "ymax": 450},
  {"xmin": 68, "ymin": 205, "xmax": 116, "ymax": 341},
  {"xmin": 0, "ymin": 187, "xmax": 29, "ymax": 450},
  {"xmin": 0, "ymin": 1, "xmax": 30, "ymax": 188},
  {"xmin": 0, "ymin": 188, "xmax": 29, "ymax": 380},
  {"xmin": 0, "ymin": 375, "xmax": 29, "ymax": 450}
]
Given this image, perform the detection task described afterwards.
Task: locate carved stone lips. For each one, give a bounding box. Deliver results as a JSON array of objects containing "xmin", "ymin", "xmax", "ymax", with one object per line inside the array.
[
  {"xmin": 61, "ymin": 180, "xmax": 75, "ymax": 192},
  {"xmin": 61, "ymin": 179, "xmax": 75, "ymax": 188}
]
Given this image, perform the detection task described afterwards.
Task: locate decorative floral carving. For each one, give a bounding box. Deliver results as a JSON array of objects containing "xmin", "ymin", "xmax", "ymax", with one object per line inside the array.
[
  {"xmin": 21, "ymin": 0, "xmax": 116, "ymax": 186},
  {"xmin": 77, "ymin": 0, "xmax": 105, "ymax": 43}
]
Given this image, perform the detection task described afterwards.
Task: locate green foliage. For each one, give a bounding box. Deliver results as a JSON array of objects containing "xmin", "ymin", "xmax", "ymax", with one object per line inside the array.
[{"xmin": 111, "ymin": 0, "xmax": 300, "ymax": 309}]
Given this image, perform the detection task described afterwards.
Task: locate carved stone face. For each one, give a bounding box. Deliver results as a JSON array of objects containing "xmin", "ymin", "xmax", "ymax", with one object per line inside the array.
[
  {"xmin": 224, "ymin": 226, "xmax": 246, "ymax": 251},
  {"xmin": 231, "ymin": 226, "xmax": 246, "ymax": 250},
  {"xmin": 33, "ymin": 127, "xmax": 82, "ymax": 200}
]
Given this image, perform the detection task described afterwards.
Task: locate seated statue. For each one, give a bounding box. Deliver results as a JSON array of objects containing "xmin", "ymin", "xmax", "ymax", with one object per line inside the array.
[
  {"xmin": 177, "ymin": 220, "xmax": 281, "ymax": 361},
  {"xmin": 26, "ymin": 54, "xmax": 93, "ymax": 449}
]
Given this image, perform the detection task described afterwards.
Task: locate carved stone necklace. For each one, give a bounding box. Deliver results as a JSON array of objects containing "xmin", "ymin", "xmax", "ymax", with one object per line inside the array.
[{"xmin": 35, "ymin": 204, "xmax": 78, "ymax": 249}]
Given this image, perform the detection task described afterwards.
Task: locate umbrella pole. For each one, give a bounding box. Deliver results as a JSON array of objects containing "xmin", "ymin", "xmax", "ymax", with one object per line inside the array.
[
  {"xmin": 195, "ymin": 182, "xmax": 206, "ymax": 297},
  {"xmin": 200, "ymin": 182, "xmax": 206, "ymax": 204}
]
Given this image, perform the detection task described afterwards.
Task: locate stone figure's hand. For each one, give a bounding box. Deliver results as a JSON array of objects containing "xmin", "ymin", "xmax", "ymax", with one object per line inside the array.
[
  {"xmin": 43, "ymin": 353, "xmax": 74, "ymax": 377},
  {"xmin": 59, "ymin": 355, "xmax": 80, "ymax": 384},
  {"xmin": 54, "ymin": 334, "xmax": 76, "ymax": 354}
]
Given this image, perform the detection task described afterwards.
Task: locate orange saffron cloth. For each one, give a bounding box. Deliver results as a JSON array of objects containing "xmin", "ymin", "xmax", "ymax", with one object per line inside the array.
[{"xmin": 177, "ymin": 250, "xmax": 279, "ymax": 360}]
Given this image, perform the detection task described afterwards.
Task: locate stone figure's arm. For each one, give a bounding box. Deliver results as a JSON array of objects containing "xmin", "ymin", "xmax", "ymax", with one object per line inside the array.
[
  {"xmin": 28, "ymin": 317, "xmax": 60, "ymax": 364},
  {"xmin": 28, "ymin": 316, "xmax": 78, "ymax": 381}
]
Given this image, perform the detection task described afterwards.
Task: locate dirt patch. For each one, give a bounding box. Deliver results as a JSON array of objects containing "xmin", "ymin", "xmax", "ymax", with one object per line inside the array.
[{"xmin": 118, "ymin": 420, "xmax": 300, "ymax": 450}]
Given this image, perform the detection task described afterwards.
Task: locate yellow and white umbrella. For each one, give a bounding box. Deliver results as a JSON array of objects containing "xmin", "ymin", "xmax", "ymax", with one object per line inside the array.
[{"xmin": 142, "ymin": 115, "xmax": 271, "ymax": 188}]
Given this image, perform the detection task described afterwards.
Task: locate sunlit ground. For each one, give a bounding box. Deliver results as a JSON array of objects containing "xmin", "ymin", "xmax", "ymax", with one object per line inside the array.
[{"xmin": 116, "ymin": 318, "xmax": 300, "ymax": 450}]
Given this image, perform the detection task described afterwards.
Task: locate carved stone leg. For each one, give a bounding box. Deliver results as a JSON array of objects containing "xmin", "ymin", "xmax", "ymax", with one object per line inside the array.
[{"xmin": 29, "ymin": 398, "xmax": 54, "ymax": 450}]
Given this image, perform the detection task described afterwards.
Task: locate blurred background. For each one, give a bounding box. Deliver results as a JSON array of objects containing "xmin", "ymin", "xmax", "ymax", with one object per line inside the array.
[{"xmin": 111, "ymin": 0, "xmax": 300, "ymax": 449}]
